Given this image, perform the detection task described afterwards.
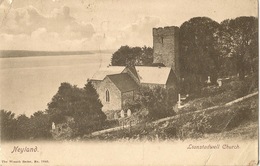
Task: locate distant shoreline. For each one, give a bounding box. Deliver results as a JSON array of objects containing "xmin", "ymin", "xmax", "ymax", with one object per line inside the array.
[{"xmin": 0, "ymin": 50, "xmax": 114, "ymax": 58}]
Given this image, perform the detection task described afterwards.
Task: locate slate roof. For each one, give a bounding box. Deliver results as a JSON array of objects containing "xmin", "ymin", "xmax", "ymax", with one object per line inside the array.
[
  {"xmin": 107, "ymin": 73, "xmax": 138, "ymax": 92},
  {"xmin": 135, "ymin": 66, "xmax": 172, "ymax": 85},
  {"xmin": 91, "ymin": 66, "xmax": 125, "ymax": 80},
  {"xmin": 125, "ymin": 66, "xmax": 139, "ymax": 79}
]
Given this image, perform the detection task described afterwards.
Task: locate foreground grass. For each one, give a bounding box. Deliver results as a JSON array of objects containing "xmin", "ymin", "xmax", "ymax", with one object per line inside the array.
[
  {"xmin": 83, "ymin": 76, "xmax": 258, "ymax": 141},
  {"xmin": 85, "ymin": 94, "xmax": 258, "ymax": 141}
]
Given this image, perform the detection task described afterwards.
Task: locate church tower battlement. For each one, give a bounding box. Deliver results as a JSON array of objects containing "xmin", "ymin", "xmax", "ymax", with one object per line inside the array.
[{"xmin": 153, "ymin": 26, "xmax": 180, "ymax": 79}]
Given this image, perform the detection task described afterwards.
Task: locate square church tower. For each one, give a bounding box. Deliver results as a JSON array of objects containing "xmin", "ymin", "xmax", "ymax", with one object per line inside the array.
[{"xmin": 153, "ymin": 26, "xmax": 180, "ymax": 79}]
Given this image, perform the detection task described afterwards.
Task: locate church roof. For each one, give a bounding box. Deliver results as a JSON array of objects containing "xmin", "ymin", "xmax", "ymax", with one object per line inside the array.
[
  {"xmin": 91, "ymin": 66, "xmax": 173, "ymax": 86},
  {"xmin": 91, "ymin": 66, "xmax": 126, "ymax": 80},
  {"xmin": 149, "ymin": 63, "xmax": 166, "ymax": 67},
  {"xmin": 107, "ymin": 73, "xmax": 138, "ymax": 92},
  {"xmin": 135, "ymin": 66, "xmax": 172, "ymax": 85}
]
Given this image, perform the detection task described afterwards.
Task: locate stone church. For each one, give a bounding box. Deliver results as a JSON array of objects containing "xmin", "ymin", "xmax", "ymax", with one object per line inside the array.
[{"xmin": 90, "ymin": 26, "xmax": 180, "ymax": 113}]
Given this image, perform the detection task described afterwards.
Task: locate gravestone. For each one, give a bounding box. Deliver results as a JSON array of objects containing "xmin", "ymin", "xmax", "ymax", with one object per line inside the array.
[
  {"xmin": 206, "ymin": 76, "xmax": 211, "ymax": 84},
  {"xmin": 52, "ymin": 122, "xmax": 55, "ymax": 130},
  {"xmin": 217, "ymin": 79, "xmax": 222, "ymax": 87},
  {"xmin": 120, "ymin": 110, "xmax": 125, "ymax": 118},
  {"xmin": 114, "ymin": 113, "xmax": 118, "ymax": 119},
  {"xmin": 127, "ymin": 109, "xmax": 131, "ymax": 117},
  {"xmin": 178, "ymin": 93, "xmax": 181, "ymax": 108}
]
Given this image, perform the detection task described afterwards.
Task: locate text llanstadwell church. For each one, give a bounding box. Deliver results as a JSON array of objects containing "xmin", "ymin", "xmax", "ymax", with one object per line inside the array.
[{"xmin": 90, "ymin": 26, "xmax": 180, "ymax": 114}]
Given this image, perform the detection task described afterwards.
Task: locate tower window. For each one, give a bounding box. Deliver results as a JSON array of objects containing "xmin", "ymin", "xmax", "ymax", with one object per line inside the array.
[
  {"xmin": 106, "ymin": 90, "xmax": 110, "ymax": 102},
  {"xmin": 161, "ymin": 37, "xmax": 164, "ymax": 44}
]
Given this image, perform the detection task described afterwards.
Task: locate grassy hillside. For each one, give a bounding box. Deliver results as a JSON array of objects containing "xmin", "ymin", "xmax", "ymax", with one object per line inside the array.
[
  {"xmin": 85, "ymin": 95, "xmax": 257, "ymax": 141},
  {"xmin": 84, "ymin": 75, "xmax": 258, "ymax": 141},
  {"xmin": 180, "ymin": 74, "xmax": 258, "ymax": 113}
]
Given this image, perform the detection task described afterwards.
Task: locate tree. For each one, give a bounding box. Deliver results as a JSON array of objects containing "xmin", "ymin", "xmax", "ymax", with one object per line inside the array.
[
  {"xmin": 218, "ymin": 16, "xmax": 258, "ymax": 79},
  {"xmin": 1, "ymin": 110, "xmax": 51, "ymax": 140},
  {"xmin": 30, "ymin": 111, "xmax": 52, "ymax": 139},
  {"xmin": 47, "ymin": 82, "xmax": 82, "ymax": 123},
  {"xmin": 179, "ymin": 17, "xmax": 220, "ymax": 93},
  {"xmin": 136, "ymin": 86, "xmax": 176, "ymax": 120},
  {"xmin": 111, "ymin": 45, "xmax": 153, "ymax": 66},
  {"xmin": 0, "ymin": 110, "xmax": 16, "ymax": 141},
  {"xmin": 74, "ymin": 81, "xmax": 106, "ymax": 134},
  {"xmin": 16, "ymin": 114, "xmax": 31, "ymax": 140},
  {"xmin": 140, "ymin": 46, "xmax": 153, "ymax": 65},
  {"xmin": 46, "ymin": 82, "xmax": 106, "ymax": 136}
]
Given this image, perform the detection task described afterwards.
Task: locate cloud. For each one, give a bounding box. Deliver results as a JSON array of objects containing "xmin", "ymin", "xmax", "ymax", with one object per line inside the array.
[
  {"xmin": 0, "ymin": 5, "xmax": 161, "ymax": 51},
  {"xmin": 0, "ymin": 5, "xmax": 97, "ymax": 50},
  {"xmin": 1, "ymin": 5, "xmax": 95, "ymax": 39},
  {"xmin": 83, "ymin": 16, "xmax": 162, "ymax": 50},
  {"xmin": 81, "ymin": 16, "xmax": 162, "ymax": 50},
  {"xmin": 120, "ymin": 16, "xmax": 162, "ymax": 47}
]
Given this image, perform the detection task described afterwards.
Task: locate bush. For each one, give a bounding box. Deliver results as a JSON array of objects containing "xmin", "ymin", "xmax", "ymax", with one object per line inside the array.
[
  {"xmin": 111, "ymin": 46, "xmax": 153, "ymax": 66},
  {"xmin": 123, "ymin": 100, "xmax": 141, "ymax": 113},
  {"xmin": 135, "ymin": 86, "xmax": 177, "ymax": 120},
  {"xmin": 47, "ymin": 82, "xmax": 106, "ymax": 136}
]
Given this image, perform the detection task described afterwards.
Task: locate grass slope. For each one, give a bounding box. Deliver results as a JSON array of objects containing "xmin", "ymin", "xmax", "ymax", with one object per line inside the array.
[{"xmin": 85, "ymin": 76, "xmax": 258, "ymax": 141}]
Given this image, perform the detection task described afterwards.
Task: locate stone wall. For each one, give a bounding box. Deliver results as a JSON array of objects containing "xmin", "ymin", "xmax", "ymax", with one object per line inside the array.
[
  {"xmin": 166, "ymin": 70, "xmax": 178, "ymax": 90},
  {"xmin": 166, "ymin": 70, "xmax": 178, "ymax": 104},
  {"xmin": 91, "ymin": 76, "xmax": 136, "ymax": 113},
  {"xmin": 153, "ymin": 26, "xmax": 180, "ymax": 79},
  {"xmin": 96, "ymin": 77, "xmax": 122, "ymax": 112}
]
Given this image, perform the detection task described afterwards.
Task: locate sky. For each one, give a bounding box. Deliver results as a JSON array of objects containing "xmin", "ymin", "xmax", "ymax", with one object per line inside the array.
[{"xmin": 0, "ymin": 0, "xmax": 258, "ymax": 51}]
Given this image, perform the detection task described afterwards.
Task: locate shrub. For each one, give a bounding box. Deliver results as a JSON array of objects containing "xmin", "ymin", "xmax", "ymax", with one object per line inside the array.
[
  {"xmin": 135, "ymin": 86, "xmax": 177, "ymax": 120},
  {"xmin": 47, "ymin": 82, "xmax": 106, "ymax": 136}
]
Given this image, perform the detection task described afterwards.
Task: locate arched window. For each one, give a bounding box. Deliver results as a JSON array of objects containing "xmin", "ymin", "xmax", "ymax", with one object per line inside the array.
[{"xmin": 106, "ymin": 90, "xmax": 110, "ymax": 102}]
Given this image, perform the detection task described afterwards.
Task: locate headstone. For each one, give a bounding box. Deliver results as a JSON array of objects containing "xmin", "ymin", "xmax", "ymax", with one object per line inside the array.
[
  {"xmin": 120, "ymin": 110, "xmax": 125, "ymax": 118},
  {"xmin": 178, "ymin": 93, "xmax": 181, "ymax": 107},
  {"xmin": 173, "ymin": 103, "xmax": 179, "ymax": 113},
  {"xmin": 52, "ymin": 122, "xmax": 55, "ymax": 130},
  {"xmin": 114, "ymin": 113, "xmax": 118, "ymax": 119},
  {"xmin": 206, "ymin": 76, "xmax": 211, "ymax": 84},
  {"xmin": 127, "ymin": 109, "xmax": 131, "ymax": 117},
  {"xmin": 217, "ymin": 79, "xmax": 222, "ymax": 87}
]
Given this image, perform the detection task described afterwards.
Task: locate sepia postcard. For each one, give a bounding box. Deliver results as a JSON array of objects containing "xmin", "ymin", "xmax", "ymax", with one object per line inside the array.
[{"xmin": 0, "ymin": 0, "xmax": 259, "ymax": 165}]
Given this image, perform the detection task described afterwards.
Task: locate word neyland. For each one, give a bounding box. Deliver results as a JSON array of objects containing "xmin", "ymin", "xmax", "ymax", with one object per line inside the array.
[{"xmin": 11, "ymin": 146, "xmax": 38, "ymax": 154}]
